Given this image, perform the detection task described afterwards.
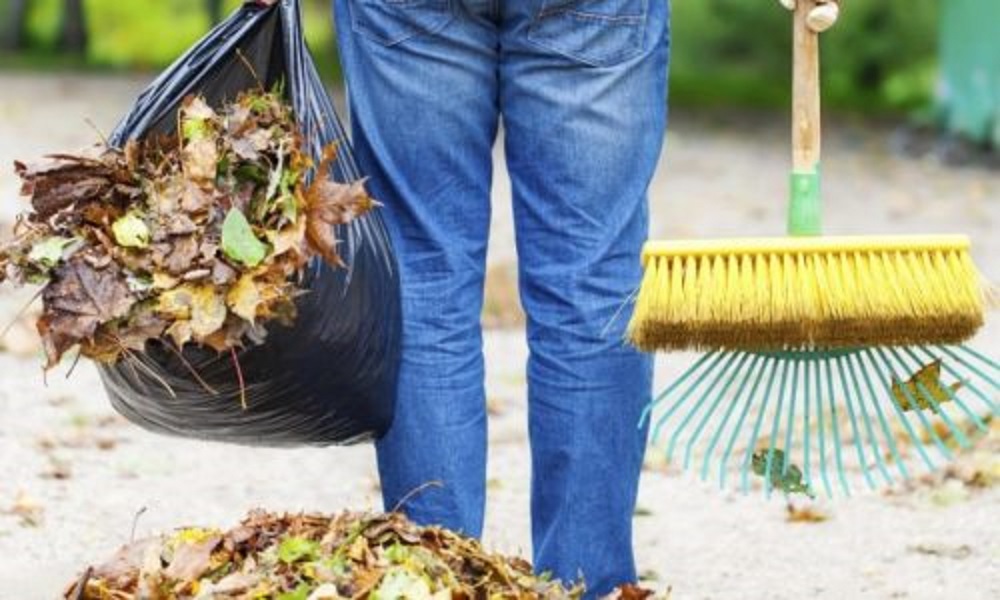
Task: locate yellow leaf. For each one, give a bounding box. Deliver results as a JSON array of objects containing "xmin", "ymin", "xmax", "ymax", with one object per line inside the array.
[
  {"xmin": 153, "ymin": 271, "xmax": 180, "ymax": 290},
  {"xmin": 190, "ymin": 285, "xmax": 227, "ymax": 339},
  {"xmin": 226, "ymin": 274, "xmax": 262, "ymax": 323},
  {"xmin": 891, "ymin": 360, "xmax": 962, "ymax": 413},
  {"xmin": 158, "ymin": 286, "xmax": 195, "ymax": 319},
  {"xmin": 166, "ymin": 320, "xmax": 193, "ymax": 347}
]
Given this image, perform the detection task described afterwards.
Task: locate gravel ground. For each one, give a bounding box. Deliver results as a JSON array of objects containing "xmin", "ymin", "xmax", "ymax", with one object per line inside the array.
[{"xmin": 0, "ymin": 72, "xmax": 998, "ymax": 599}]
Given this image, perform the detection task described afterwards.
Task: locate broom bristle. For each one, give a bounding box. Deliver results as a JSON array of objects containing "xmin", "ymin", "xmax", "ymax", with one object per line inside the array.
[{"xmin": 628, "ymin": 235, "xmax": 987, "ymax": 352}]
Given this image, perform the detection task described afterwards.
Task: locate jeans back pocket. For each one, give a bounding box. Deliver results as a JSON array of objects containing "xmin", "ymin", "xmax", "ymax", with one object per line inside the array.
[
  {"xmin": 527, "ymin": 0, "xmax": 649, "ymax": 67},
  {"xmin": 351, "ymin": 0, "xmax": 455, "ymax": 47}
]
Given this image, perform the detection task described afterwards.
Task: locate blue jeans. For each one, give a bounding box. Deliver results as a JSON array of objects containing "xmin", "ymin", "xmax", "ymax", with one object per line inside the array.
[{"xmin": 333, "ymin": 0, "xmax": 668, "ymax": 594}]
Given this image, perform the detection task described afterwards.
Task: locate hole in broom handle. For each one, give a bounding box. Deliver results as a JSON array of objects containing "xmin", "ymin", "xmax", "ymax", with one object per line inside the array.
[{"xmin": 789, "ymin": 0, "xmax": 823, "ymax": 236}]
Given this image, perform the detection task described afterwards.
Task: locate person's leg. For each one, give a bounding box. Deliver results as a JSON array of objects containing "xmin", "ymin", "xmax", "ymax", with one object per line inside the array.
[
  {"xmin": 499, "ymin": 0, "xmax": 669, "ymax": 593},
  {"xmin": 333, "ymin": 0, "xmax": 501, "ymax": 536}
]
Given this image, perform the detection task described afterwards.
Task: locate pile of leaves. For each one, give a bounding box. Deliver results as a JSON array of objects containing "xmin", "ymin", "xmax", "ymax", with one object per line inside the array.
[
  {"xmin": 64, "ymin": 510, "xmax": 592, "ymax": 600},
  {"xmin": 0, "ymin": 87, "xmax": 373, "ymax": 369}
]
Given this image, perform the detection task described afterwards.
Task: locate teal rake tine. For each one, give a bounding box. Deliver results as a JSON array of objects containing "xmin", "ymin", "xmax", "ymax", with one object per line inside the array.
[
  {"xmin": 953, "ymin": 344, "xmax": 1000, "ymax": 377},
  {"xmin": 854, "ymin": 351, "xmax": 910, "ymax": 482},
  {"xmin": 700, "ymin": 353, "xmax": 764, "ymax": 483},
  {"xmin": 802, "ymin": 357, "xmax": 813, "ymax": 489},
  {"xmin": 683, "ymin": 352, "xmax": 753, "ymax": 471},
  {"xmin": 666, "ymin": 352, "xmax": 743, "ymax": 465},
  {"xmin": 641, "ymin": 351, "xmax": 719, "ymax": 429},
  {"xmin": 781, "ymin": 358, "xmax": 802, "ymax": 483},
  {"xmin": 872, "ymin": 348, "xmax": 951, "ymax": 465},
  {"xmin": 845, "ymin": 352, "xmax": 894, "ymax": 486},
  {"xmin": 936, "ymin": 346, "xmax": 1000, "ymax": 412},
  {"xmin": 835, "ymin": 355, "xmax": 876, "ymax": 491},
  {"xmin": 649, "ymin": 352, "xmax": 726, "ymax": 442},
  {"xmin": 913, "ymin": 347, "xmax": 990, "ymax": 431},
  {"xmin": 763, "ymin": 360, "xmax": 794, "ymax": 499},
  {"xmin": 863, "ymin": 348, "xmax": 937, "ymax": 473},
  {"xmin": 824, "ymin": 357, "xmax": 851, "ymax": 496},
  {"xmin": 741, "ymin": 358, "xmax": 783, "ymax": 494},
  {"xmin": 814, "ymin": 357, "xmax": 834, "ymax": 498},
  {"xmin": 721, "ymin": 356, "xmax": 774, "ymax": 490}
]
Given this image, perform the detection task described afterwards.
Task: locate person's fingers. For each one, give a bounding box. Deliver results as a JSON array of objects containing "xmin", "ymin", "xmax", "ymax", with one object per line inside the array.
[{"xmin": 779, "ymin": 0, "xmax": 796, "ymax": 10}]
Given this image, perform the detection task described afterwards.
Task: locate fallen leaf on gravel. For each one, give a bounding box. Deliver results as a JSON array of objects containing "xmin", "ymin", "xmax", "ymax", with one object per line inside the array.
[
  {"xmin": 785, "ymin": 503, "xmax": 829, "ymax": 523},
  {"xmin": 929, "ymin": 479, "xmax": 972, "ymax": 507},
  {"xmin": 41, "ymin": 455, "xmax": 73, "ymax": 480},
  {"xmin": 908, "ymin": 543, "xmax": 972, "ymax": 560},
  {"xmin": 602, "ymin": 583, "xmax": 662, "ymax": 600},
  {"xmin": 6, "ymin": 491, "xmax": 43, "ymax": 527}
]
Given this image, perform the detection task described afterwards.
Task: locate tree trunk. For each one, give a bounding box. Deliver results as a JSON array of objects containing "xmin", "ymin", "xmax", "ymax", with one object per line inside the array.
[
  {"xmin": 1, "ymin": 0, "xmax": 31, "ymax": 51},
  {"xmin": 59, "ymin": 0, "xmax": 88, "ymax": 54},
  {"xmin": 207, "ymin": 0, "xmax": 224, "ymax": 25}
]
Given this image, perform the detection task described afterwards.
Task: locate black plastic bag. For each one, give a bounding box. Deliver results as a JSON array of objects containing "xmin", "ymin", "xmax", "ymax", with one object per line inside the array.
[{"xmin": 97, "ymin": 0, "xmax": 400, "ymax": 446}]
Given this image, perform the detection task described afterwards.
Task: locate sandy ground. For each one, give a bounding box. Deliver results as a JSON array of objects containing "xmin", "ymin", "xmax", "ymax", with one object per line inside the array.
[{"xmin": 0, "ymin": 72, "xmax": 998, "ymax": 599}]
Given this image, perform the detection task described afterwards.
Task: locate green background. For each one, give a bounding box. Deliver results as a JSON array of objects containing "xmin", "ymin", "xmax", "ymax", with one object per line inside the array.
[{"xmin": 0, "ymin": 0, "xmax": 953, "ymax": 115}]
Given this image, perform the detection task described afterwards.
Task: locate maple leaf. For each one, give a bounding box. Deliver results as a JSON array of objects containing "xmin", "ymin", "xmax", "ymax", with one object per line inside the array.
[
  {"xmin": 37, "ymin": 257, "xmax": 136, "ymax": 367},
  {"xmin": 303, "ymin": 146, "xmax": 376, "ymax": 267}
]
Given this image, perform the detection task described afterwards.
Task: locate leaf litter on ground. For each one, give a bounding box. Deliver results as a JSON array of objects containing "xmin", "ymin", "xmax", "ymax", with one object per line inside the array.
[
  {"xmin": 62, "ymin": 510, "xmax": 668, "ymax": 600},
  {"xmin": 1, "ymin": 88, "xmax": 374, "ymax": 370}
]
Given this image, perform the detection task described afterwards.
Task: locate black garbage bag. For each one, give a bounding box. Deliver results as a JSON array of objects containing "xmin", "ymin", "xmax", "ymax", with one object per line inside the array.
[{"xmin": 97, "ymin": 0, "xmax": 400, "ymax": 446}]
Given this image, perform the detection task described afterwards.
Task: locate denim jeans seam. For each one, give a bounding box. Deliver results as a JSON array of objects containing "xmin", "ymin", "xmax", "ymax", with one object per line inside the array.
[
  {"xmin": 350, "ymin": 0, "xmax": 454, "ymax": 47},
  {"xmin": 522, "ymin": 34, "xmax": 643, "ymax": 69},
  {"xmin": 538, "ymin": 9, "xmax": 645, "ymax": 24}
]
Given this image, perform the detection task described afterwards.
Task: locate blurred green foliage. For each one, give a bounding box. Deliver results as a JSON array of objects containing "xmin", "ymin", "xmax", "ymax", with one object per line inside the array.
[
  {"xmin": 670, "ymin": 0, "xmax": 940, "ymax": 113},
  {"xmin": 0, "ymin": 0, "xmax": 338, "ymax": 75},
  {"xmin": 1, "ymin": 0, "xmax": 940, "ymax": 114}
]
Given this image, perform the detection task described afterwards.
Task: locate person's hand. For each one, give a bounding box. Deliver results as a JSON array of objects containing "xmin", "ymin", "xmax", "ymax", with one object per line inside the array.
[{"xmin": 778, "ymin": 0, "xmax": 841, "ymax": 33}]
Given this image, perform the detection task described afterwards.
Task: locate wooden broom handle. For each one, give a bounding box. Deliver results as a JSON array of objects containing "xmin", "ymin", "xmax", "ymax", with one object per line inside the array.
[{"xmin": 793, "ymin": 0, "xmax": 821, "ymax": 171}]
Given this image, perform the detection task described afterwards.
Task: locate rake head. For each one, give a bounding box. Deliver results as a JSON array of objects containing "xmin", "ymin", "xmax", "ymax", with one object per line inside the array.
[{"xmin": 643, "ymin": 344, "xmax": 1000, "ymax": 498}]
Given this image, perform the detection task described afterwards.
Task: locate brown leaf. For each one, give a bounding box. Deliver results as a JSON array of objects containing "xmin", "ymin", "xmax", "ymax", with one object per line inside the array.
[
  {"xmin": 182, "ymin": 96, "xmax": 217, "ymax": 121},
  {"xmin": 604, "ymin": 584, "xmax": 656, "ymax": 600},
  {"xmin": 785, "ymin": 503, "xmax": 829, "ymax": 524},
  {"xmin": 211, "ymin": 260, "xmax": 237, "ymax": 286},
  {"xmin": 165, "ymin": 320, "xmax": 193, "ymax": 347},
  {"xmin": 90, "ymin": 537, "xmax": 161, "ymax": 590},
  {"xmin": 38, "ymin": 257, "xmax": 136, "ymax": 366},
  {"xmin": 182, "ymin": 137, "xmax": 218, "ymax": 183},
  {"xmin": 303, "ymin": 146, "xmax": 375, "ymax": 267},
  {"xmin": 163, "ymin": 534, "xmax": 221, "ymax": 581},
  {"xmin": 15, "ymin": 155, "xmax": 119, "ymax": 220},
  {"xmin": 116, "ymin": 308, "xmax": 169, "ymax": 352},
  {"xmin": 200, "ymin": 318, "xmax": 249, "ymax": 353},
  {"xmin": 162, "ymin": 235, "xmax": 200, "ymax": 275}
]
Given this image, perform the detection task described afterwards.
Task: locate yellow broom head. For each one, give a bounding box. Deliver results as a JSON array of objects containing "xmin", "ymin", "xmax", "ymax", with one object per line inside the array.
[{"xmin": 628, "ymin": 234, "xmax": 988, "ymax": 352}]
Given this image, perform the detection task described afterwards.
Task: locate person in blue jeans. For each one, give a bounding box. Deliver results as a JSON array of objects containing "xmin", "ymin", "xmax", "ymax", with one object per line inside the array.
[
  {"xmin": 327, "ymin": 0, "xmax": 842, "ymax": 594},
  {"xmin": 331, "ymin": 1, "xmax": 667, "ymax": 595}
]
